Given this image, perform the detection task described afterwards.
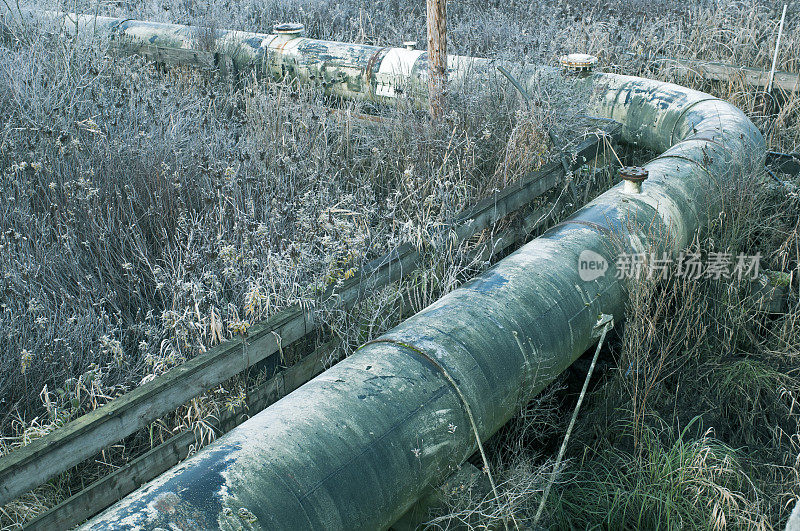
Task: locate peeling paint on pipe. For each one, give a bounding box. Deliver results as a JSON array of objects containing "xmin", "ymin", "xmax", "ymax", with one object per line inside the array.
[
  {"xmin": 8, "ymin": 10, "xmax": 494, "ymax": 104},
  {"xmin": 14, "ymin": 11, "xmax": 764, "ymax": 530}
]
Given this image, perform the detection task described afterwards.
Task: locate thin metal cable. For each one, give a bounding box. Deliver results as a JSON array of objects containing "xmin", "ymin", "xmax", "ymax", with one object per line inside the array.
[{"xmin": 533, "ymin": 316, "xmax": 613, "ymax": 527}]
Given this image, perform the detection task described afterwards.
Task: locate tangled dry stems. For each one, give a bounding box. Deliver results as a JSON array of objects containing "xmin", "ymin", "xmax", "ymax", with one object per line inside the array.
[{"xmin": 1, "ymin": 0, "xmax": 799, "ymax": 528}]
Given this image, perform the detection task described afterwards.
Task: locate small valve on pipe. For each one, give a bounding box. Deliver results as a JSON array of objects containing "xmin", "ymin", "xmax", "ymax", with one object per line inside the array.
[
  {"xmin": 619, "ymin": 166, "xmax": 648, "ymax": 194},
  {"xmin": 273, "ymin": 23, "xmax": 305, "ymax": 37},
  {"xmin": 559, "ymin": 53, "xmax": 598, "ymax": 75}
]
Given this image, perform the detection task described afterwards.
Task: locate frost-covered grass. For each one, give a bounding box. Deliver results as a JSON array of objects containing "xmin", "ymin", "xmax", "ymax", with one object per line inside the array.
[
  {"xmin": 1, "ymin": 0, "xmax": 800, "ymax": 528},
  {"xmin": 0, "ymin": 4, "xmax": 591, "ymax": 524}
]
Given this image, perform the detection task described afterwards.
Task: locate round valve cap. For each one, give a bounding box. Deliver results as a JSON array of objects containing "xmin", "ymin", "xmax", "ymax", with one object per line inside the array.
[
  {"xmin": 273, "ymin": 23, "xmax": 305, "ymax": 36},
  {"xmin": 559, "ymin": 53, "xmax": 598, "ymax": 72},
  {"xmin": 619, "ymin": 166, "xmax": 649, "ymax": 183}
]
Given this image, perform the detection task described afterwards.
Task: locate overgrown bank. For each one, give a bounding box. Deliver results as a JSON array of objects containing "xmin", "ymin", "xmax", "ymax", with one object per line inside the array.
[{"xmin": 1, "ymin": 0, "xmax": 800, "ymax": 528}]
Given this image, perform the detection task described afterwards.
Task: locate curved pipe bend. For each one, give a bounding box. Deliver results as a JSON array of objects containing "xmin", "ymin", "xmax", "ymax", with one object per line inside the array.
[{"xmin": 45, "ymin": 24, "xmax": 761, "ymax": 530}]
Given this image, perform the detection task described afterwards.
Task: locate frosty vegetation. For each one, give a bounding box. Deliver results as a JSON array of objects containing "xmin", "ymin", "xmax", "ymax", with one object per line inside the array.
[{"xmin": 1, "ymin": 0, "xmax": 799, "ymax": 528}]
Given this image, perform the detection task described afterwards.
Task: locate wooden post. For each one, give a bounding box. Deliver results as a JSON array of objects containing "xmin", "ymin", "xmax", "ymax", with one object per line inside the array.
[{"xmin": 426, "ymin": 0, "xmax": 446, "ymax": 118}]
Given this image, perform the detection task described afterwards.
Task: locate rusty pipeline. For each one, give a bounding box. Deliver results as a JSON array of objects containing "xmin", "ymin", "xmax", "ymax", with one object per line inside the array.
[{"xmin": 4, "ymin": 10, "xmax": 765, "ymax": 530}]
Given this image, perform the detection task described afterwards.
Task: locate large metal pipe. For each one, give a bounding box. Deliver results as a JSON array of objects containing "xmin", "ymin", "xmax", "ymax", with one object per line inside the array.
[
  {"xmin": 13, "ymin": 12, "xmax": 764, "ymax": 530},
  {"xmin": 7, "ymin": 10, "xmax": 493, "ymax": 104}
]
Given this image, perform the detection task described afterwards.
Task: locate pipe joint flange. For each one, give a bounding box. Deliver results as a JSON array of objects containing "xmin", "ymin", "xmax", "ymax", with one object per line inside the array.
[
  {"xmin": 619, "ymin": 166, "xmax": 648, "ymax": 194},
  {"xmin": 559, "ymin": 53, "xmax": 598, "ymax": 75},
  {"xmin": 273, "ymin": 23, "xmax": 305, "ymax": 37}
]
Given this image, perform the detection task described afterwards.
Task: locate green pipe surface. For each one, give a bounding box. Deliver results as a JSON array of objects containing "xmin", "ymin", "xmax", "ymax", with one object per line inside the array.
[{"xmin": 13, "ymin": 12, "xmax": 763, "ymax": 530}]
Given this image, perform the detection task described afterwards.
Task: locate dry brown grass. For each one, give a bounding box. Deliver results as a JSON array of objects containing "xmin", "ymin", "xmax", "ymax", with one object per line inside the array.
[{"xmin": 1, "ymin": 0, "xmax": 800, "ymax": 528}]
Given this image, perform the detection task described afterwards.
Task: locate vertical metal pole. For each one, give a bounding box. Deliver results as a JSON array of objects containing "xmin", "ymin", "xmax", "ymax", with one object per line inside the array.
[
  {"xmin": 426, "ymin": 0, "xmax": 446, "ymax": 118},
  {"xmin": 767, "ymin": 4, "xmax": 787, "ymax": 94}
]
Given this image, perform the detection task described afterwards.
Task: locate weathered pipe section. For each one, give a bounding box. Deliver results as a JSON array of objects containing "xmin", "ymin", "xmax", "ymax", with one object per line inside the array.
[
  {"xmin": 23, "ymin": 13, "xmax": 764, "ymax": 530},
  {"xmin": 7, "ymin": 10, "xmax": 490, "ymax": 104}
]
